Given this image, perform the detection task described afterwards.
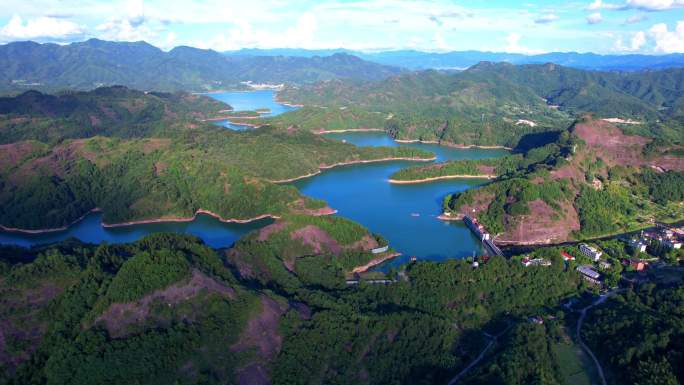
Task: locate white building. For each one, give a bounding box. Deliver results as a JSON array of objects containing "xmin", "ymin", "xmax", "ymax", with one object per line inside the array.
[
  {"xmin": 664, "ymin": 239, "xmax": 682, "ymax": 249},
  {"xmin": 579, "ymin": 243, "xmax": 603, "ymax": 261},
  {"xmin": 628, "ymin": 239, "xmax": 647, "ymax": 253}
]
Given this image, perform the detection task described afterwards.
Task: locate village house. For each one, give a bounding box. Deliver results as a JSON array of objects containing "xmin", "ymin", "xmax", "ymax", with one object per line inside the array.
[
  {"xmin": 579, "ymin": 243, "xmax": 603, "ymax": 261},
  {"xmin": 560, "ymin": 251, "xmax": 575, "ymax": 261},
  {"xmin": 521, "ymin": 257, "xmax": 552, "ymax": 267},
  {"xmin": 624, "ymin": 258, "xmax": 647, "ymax": 271},
  {"xmin": 628, "ymin": 238, "xmax": 647, "ymax": 253},
  {"xmin": 576, "ymin": 265, "xmax": 601, "ymax": 285}
]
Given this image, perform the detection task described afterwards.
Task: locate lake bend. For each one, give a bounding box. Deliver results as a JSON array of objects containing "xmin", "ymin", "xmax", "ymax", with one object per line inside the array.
[{"xmin": 0, "ymin": 91, "xmax": 510, "ymax": 269}]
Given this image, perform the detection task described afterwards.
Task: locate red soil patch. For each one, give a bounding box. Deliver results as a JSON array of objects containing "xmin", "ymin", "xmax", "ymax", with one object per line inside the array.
[
  {"xmin": 11, "ymin": 140, "xmax": 87, "ymax": 180},
  {"xmin": 290, "ymin": 225, "xmax": 342, "ymax": 254},
  {"xmin": 477, "ymin": 165, "xmax": 496, "ymax": 175},
  {"xmin": 456, "ymin": 191, "xmax": 496, "ymax": 217},
  {"xmin": 256, "ymin": 221, "xmax": 287, "ymax": 241},
  {"xmin": 231, "ymin": 296, "xmax": 288, "ymax": 385},
  {"xmin": 142, "ymin": 138, "xmax": 171, "ymax": 154},
  {"xmin": 0, "ymin": 282, "xmax": 63, "ymax": 372},
  {"xmin": 495, "ymin": 199, "xmax": 580, "ymax": 245},
  {"xmin": 95, "ymin": 270, "xmax": 235, "ymax": 337},
  {"xmin": 649, "ymin": 155, "xmax": 684, "ymax": 172},
  {"xmin": 348, "ymin": 235, "xmax": 379, "ymax": 251},
  {"xmin": 550, "ymin": 163, "xmax": 585, "ymax": 182},
  {"xmin": 89, "ymin": 114, "xmax": 101, "ymax": 127},
  {"xmin": 0, "ymin": 141, "xmax": 39, "ymax": 170},
  {"xmin": 572, "ymin": 119, "xmax": 648, "ymax": 167}
]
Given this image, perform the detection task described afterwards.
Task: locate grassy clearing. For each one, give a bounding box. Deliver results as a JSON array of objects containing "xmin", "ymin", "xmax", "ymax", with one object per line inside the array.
[{"xmin": 553, "ymin": 328, "xmax": 599, "ymax": 385}]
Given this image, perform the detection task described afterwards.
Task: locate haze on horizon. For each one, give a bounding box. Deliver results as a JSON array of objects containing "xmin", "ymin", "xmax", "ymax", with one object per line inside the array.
[{"xmin": 1, "ymin": 0, "xmax": 684, "ymax": 55}]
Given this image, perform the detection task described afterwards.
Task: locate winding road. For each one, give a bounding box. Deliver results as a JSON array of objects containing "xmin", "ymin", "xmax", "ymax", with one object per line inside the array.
[
  {"xmin": 446, "ymin": 324, "xmax": 513, "ymax": 385},
  {"xmin": 575, "ymin": 290, "xmax": 622, "ymax": 385}
]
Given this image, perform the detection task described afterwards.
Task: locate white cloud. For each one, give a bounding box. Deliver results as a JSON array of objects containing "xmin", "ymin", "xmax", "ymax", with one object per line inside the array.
[
  {"xmin": 503, "ymin": 32, "xmax": 543, "ymax": 54},
  {"xmin": 534, "ymin": 13, "xmax": 559, "ymax": 24},
  {"xmin": 614, "ymin": 31, "xmax": 647, "ymax": 51},
  {"xmin": 650, "ymin": 21, "xmax": 684, "ymax": 52},
  {"xmin": 587, "ymin": 0, "xmax": 621, "ymax": 10},
  {"xmin": 588, "ymin": 0, "xmax": 684, "ymax": 11},
  {"xmin": 196, "ymin": 11, "xmax": 319, "ymax": 51},
  {"xmin": 0, "ymin": 14, "xmax": 85, "ymax": 41},
  {"xmin": 587, "ymin": 12, "xmax": 603, "ymax": 24},
  {"xmin": 625, "ymin": 0, "xmax": 684, "ymax": 10}
]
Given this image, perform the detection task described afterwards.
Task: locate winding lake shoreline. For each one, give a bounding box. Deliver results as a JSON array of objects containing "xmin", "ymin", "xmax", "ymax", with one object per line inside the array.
[
  {"xmin": 270, "ymin": 156, "xmax": 436, "ymax": 183},
  {"xmin": 0, "ymin": 209, "xmax": 283, "ymax": 235},
  {"xmin": 388, "ymin": 174, "xmax": 496, "ymax": 184},
  {"xmin": 394, "ymin": 139, "xmax": 513, "ymax": 150}
]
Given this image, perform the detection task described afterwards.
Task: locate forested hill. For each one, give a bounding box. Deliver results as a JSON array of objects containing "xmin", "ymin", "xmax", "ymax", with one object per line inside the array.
[
  {"xmin": 0, "ymin": 86, "xmax": 433, "ymax": 230},
  {"xmin": 272, "ymin": 62, "xmax": 684, "ymax": 147},
  {"xmin": 0, "ymin": 86, "xmax": 229, "ymax": 143},
  {"xmin": 0, "ymin": 39, "xmax": 403, "ymax": 94}
]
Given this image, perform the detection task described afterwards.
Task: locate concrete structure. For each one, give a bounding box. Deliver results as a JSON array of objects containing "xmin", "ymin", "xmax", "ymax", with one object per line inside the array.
[
  {"xmin": 576, "ymin": 265, "xmax": 601, "ymax": 284},
  {"xmin": 371, "ymin": 245, "xmax": 389, "ymax": 254},
  {"xmin": 579, "ymin": 243, "xmax": 603, "ymax": 261}
]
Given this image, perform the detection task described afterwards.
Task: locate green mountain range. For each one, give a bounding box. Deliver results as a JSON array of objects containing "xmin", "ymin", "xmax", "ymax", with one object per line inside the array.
[
  {"xmin": 226, "ymin": 47, "xmax": 684, "ymax": 71},
  {"xmin": 272, "ymin": 62, "xmax": 684, "ymax": 147},
  {"xmin": 0, "ymin": 39, "xmax": 403, "ymax": 94}
]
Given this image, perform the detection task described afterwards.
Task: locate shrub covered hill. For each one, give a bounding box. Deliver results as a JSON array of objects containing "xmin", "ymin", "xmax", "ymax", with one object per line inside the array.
[
  {"xmin": 432, "ymin": 115, "xmax": 684, "ymax": 244},
  {"xmin": 271, "ymin": 62, "xmax": 684, "ymax": 148},
  {"xmin": 0, "ymin": 86, "xmax": 433, "ymax": 231},
  {"xmin": 0, "ymin": 215, "xmax": 591, "ymax": 385},
  {"xmin": 4, "ymin": 218, "xmax": 681, "ymax": 385},
  {"xmin": 0, "ymin": 39, "xmax": 403, "ymax": 94}
]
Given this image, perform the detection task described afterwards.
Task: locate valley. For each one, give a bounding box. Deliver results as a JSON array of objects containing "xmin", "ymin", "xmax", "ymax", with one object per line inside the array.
[{"xmin": 1, "ymin": 33, "xmax": 684, "ymax": 385}]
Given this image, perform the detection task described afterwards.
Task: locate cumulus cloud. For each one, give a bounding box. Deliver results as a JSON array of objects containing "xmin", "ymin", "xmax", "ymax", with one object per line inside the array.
[
  {"xmin": 588, "ymin": 0, "xmax": 684, "ymax": 11},
  {"xmin": 196, "ymin": 12, "xmax": 319, "ymax": 51},
  {"xmin": 95, "ymin": 0, "xmax": 169, "ymax": 43},
  {"xmin": 0, "ymin": 14, "xmax": 85, "ymax": 41},
  {"xmin": 587, "ymin": 12, "xmax": 603, "ymax": 24},
  {"xmin": 587, "ymin": 0, "xmax": 621, "ymax": 10},
  {"xmin": 534, "ymin": 13, "xmax": 559, "ymax": 24},
  {"xmin": 503, "ymin": 32, "xmax": 542, "ymax": 54},
  {"xmin": 625, "ymin": 0, "xmax": 684, "ymax": 11},
  {"xmin": 650, "ymin": 21, "xmax": 684, "ymax": 52}
]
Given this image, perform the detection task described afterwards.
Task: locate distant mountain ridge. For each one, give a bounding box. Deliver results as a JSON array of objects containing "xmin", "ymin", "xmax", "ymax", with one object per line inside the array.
[
  {"xmin": 225, "ymin": 48, "xmax": 684, "ymax": 71},
  {"xmin": 0, "ymin": 39, "xmax": 403, "ymax": 94},
  {"xmin": 272, "ymin": 61, "xmax": 684, "ymax": 147}
]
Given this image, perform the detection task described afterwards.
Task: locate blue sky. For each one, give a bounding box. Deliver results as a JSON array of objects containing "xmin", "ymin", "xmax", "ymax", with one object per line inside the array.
[{"xmin": 1, "ymin": 0, "xmax": 684, "ymax": 54}]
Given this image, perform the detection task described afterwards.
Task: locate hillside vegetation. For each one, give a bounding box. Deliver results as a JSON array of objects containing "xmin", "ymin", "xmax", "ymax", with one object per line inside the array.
[
  {"xmin": 0, "ymin": 87, "xmax": 433, "ymax": 230},
  {"xmin": 0, "ymin": 225, "xmax": 584, "ymax": 385},
  {"xmin": 0, "ymin": 39, "xmax": 402, "ymax": 94},
  {"xmin": 273, "ymin": 63, "xmax": 684, "ymax": 147},
  {"xmin": 442, "ymin": 116, "xmax": 684, "ymax": 244}
]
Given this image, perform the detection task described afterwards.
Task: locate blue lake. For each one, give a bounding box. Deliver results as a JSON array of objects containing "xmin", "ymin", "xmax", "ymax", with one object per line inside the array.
[
  {"xmin": 0, "ymin": 213, "xmax": 272, "ymax": 249},
  {"xmin": 206, "ymin": 89, "xmax": 298, "ymax": 130},
  {"xmin": 296, "ymin": 131, "xmax": 509, "ymax": 270},
  {"xmin": 1, "ymin": 92, "xmax": 510, "ymax": 268}
]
